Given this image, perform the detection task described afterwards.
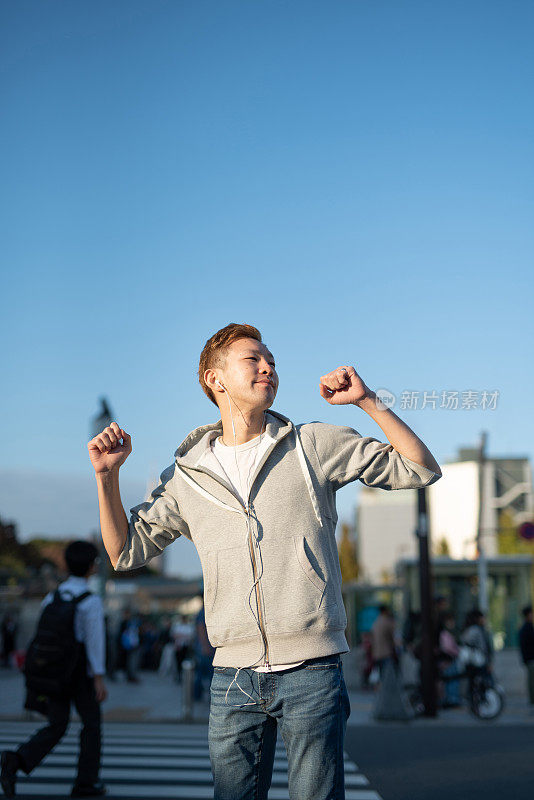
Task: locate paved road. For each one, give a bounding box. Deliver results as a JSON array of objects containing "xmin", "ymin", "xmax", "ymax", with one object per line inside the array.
[
  {"xmin": 346, "ymin": 723, "xmax": 534, "ymax": 800},
  {"xmin": 2, "ymin": 665, "xmax": 533, "ymax": 798},
  {"xmin": 1, "ymin": 719, "xmax": 382, "ymax": 799}
]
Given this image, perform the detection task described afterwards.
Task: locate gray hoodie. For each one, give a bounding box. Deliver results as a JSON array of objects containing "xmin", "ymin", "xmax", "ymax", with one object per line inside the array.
[{"xmin": 115, "ymin": 410, "xmax": 440, "ymax": 667}]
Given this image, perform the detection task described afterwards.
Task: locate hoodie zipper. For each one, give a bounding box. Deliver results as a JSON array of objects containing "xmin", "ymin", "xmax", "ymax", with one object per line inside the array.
[
  {"xmin": 239, "ymin": 432, "xmax": 296, "ymax": 673},
  {"xmin": 175, "ymin": 462, "xmax": 272, "ymax": 669},
  {"xmin": 246, "ymin": 510, "xmax": 271, "ymax": 670}
]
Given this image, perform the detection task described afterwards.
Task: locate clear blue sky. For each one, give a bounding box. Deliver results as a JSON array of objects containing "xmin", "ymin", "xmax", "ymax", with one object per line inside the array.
[{"xmin": 1, "ymin": 1, "xmax": 532, "ymax": 577}]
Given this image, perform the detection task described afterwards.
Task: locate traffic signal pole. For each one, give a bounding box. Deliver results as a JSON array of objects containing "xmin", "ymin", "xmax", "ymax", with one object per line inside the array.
[
  {"xmin": 416, "ymin": 487, "xmax": 438, "ymax": 717},
  {"xmin": 476, "ymin": 431, "xmax": 489, "ymax": 615}
]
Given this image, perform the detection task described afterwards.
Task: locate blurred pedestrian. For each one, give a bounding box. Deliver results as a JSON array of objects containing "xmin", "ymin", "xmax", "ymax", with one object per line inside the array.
[
  {"xmin": 518, "ymin": 605, "xmax": 534, "ymax": 712},
  {"xmin": 173, "ymin": 614, "xmax": 193, "ymax": 683},
  {"xmin": 372, "ymin": 607, "xmax": 413, "ymax": 721},
  {"xmin": 139, "ymin": 620, "xmax": 158, "ymax": 670},
  {"xmin": 1, "ymin": 611, "xmax": 18, "ymax": 669},
  {"xmin": 0, "ymin": 540, "xmax": 107, "ymax": 798},
  {"xmin": 461, "ymin": 609, "xmax": 494, "ymax": 687},
  {"xmin": 437, "ymin": 612, "xmax": 462, "ymax": 708},
  {"xmin": 117, "ymin": 609, "xmax": 141, "ymax": 683},
  {"xmin": 434, "ymin": 594, "xmax": 450, "ymax": 616},
  {"xmin": 157, "ymin": 616, "xmax": 177, "ymax": 678},
  {"xmin": 360, "ymin": 632, "xmax": 375, "ymax": 689},
  {"xmin": 193, "ymin": 597, "xmax": 215, "ymax": 701},
  {"xmin": 157, "ymin": 616, "xmax": 173, "ymax": 652},
  {"xmin": 433, "ymin": 595, "xmax": 450, "ymax": 649},
  {"xmin": 371, "ymin": 605, "xmax": 399, "ymax": 681},
  {"xmin": 402, "ymin": 610, "xmax": 422, "ymax": 656},
  {"xmin": 104, "ymin": 614, "xmax": 117, "ymax": 681}
]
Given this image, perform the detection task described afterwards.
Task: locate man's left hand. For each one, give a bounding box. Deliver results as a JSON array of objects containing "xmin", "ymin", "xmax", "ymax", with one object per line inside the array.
[{"xmin": 319, "ymin": 366, "xmax": 372, "ymax": 406}]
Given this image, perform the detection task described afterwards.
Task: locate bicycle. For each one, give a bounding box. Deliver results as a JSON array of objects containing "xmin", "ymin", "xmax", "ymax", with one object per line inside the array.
[{"xmin": 406, "ymin": 662, "xmax": 505, "ymax": 720}]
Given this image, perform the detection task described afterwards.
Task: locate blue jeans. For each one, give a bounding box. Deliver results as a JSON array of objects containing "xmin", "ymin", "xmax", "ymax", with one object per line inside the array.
[{"xmin": 208, "ymin": 653, "xmax": 351, "ymax": 800}]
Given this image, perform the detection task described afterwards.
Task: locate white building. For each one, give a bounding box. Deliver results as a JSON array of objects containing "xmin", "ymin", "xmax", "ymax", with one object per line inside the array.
[
  {"xmin": 356, "ymin": 488, "xmax": 418, "ymax": 584},
  {"xmin": 356, "ymin": 448, "xmax": 533, "ymax": 584}
]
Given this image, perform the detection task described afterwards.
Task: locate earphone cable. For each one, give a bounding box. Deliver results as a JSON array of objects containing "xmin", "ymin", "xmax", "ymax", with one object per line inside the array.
[{"xmin": 218, "ymin": 385, "xmax": 269, "ymax": 706}]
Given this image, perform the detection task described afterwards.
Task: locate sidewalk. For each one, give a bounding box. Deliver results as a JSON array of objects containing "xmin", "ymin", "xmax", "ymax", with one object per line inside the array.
[
  {"xmin": 0, "ymin": 666, "xmax": 211, "ymax": 724},
  {"xmin": 342, "ymin": 648, "xmax": 534, "ymax": 726},
  {"xmin": 345, "ymin": 683, "xmax": 534, "ymax": 726},
  {"xmin": 2, "ymin": 665, "xmax": 533, "ymax": 727}
]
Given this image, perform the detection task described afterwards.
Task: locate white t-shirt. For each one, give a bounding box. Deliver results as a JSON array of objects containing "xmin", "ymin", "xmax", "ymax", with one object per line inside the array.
[
  {"xmin": 211, "ymin": 431, "xmax": 274, "ymax": 507},
  {"xmin": 203, "ymin": 429, "xmax": 305, "ymax": 673}
]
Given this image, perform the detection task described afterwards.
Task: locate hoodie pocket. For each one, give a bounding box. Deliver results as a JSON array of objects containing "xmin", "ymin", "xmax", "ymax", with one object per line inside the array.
[
  {"xmin": 260, "ymin": 535, "xmax": 338, "ymax": 634},
  {"xmin": 203, "ymin": 545, "xmax": 261, "ymax": 646}
]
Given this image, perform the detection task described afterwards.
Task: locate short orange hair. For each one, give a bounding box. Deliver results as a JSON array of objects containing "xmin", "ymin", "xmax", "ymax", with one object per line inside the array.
[{"xmin": 198, "ymin": 323, "xmax": 262, "ymax": 406}]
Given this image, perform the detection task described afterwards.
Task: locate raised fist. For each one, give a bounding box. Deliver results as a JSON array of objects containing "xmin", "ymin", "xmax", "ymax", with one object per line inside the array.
[
  {"xmin": 87, "ymin": 422, "xmax": 132, "ymax": 474},
  {"xmin": 319, "ymin": 365, "xmax": 371, "ymax": 406}
]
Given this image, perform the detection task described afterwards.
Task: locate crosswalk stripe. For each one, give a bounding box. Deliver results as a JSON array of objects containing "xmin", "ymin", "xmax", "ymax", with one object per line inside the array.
[
  {"xmin": 0, "ymin": 724, "xmax": 209, "ymax": 737},
  {"xmin": 0, "ymin": 721, "xmax": 381, "ymax": 799},
  {"xmin": 1, "ymin": 734, "xmax": 212, "ymax": 744},
  {"xmin": 0, "ymin": 741, "xmax": 358, "ymax": 772},
  {"xmin": 0, "ymin": 745, "xmax": 358, "ymax": 771},
  {"xmin": 19, "ymin": 766, "xmax": 368, "ymax": 787},
  {"xmin": 9, "ymin": 784, "xmax": 382, "ymax": 799},
  {"xmin": 0, "ymin": 737, "xmax": 357, "ymax": 767},
  {"xmin": 0, "ymin": 723, "xmax": 211, "ymax": 747},
  {"xmin": 1, "ymin": 743, "xmax": 221, "ymax": 758}
]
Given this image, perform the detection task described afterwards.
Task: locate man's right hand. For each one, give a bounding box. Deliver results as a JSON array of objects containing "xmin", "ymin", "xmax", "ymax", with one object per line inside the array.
[{"xmin": 88, "ymin": 422, "xmax": 132, "ymax": 474}]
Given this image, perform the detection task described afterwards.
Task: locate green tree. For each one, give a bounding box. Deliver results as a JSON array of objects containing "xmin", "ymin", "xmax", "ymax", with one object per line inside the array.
[
  {"xmin": 435, "ymin": 537, "xmax": 451, "ymax": 556},
  {"xmin": 497, "ymin": 510, "xmax": 534, "ymax": 555},
  {"xmin": 0, "ymin": 553, "xmax": 27, "ymax": 580},
  {"xmin": 337, "ymin": 523, "xmax": 359, "ymax": 583},
  {"xmin": 380, "ymin": 568, "xmax": 394, "ymax": 584}
]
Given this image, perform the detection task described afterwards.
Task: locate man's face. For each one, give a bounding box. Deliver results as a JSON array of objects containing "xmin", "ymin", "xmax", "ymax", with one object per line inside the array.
[{"xmin": 217, "ymin": 338, "xmax": 278, "ymax": 412}]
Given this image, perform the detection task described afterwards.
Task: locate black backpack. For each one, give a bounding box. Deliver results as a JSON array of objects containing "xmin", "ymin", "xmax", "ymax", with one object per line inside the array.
[{"xmin": 24, "ymin": 589, "xmax": 92, "ymax": 696}]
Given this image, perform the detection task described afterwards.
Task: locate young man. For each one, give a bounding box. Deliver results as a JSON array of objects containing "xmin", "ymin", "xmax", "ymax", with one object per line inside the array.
[
  {"xmin": 1, "ymin": 541, "xmax": 107, "ymax": 799},
  {"xmin": 87, "ymin": 322, "xmax": 441, "ymax": 800}
]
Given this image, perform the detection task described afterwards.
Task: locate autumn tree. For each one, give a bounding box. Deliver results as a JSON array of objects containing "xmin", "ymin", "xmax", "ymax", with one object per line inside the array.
[
  {"xmin": 338, "ymin": 523, "xmax": 359, "ymax": 582},
  {"xmin": 435, "ymin": 537, "xmax": 451, "ymax": 556},
  {"xmin": 497, "ymin": 510, "xmax": 534, "ymax": 555}
]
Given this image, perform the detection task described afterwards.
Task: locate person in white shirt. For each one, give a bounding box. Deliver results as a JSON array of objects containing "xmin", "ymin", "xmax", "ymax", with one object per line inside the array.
[
  {"xmin": 172, "ymin": 615, "xmax": 194, "ymax": 683},
  {"xmin": 0, "ymin": 541, "xmax": 108, "ymax": 799}
]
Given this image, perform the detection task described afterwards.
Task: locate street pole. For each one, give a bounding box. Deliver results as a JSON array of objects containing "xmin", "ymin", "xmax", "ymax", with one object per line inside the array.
[
  {"xmin": 476, "ymin": 431, "xmax": 489, "ymax": 615},
  {"xmin": 416, "ymin": 487, "xmax": 437, "ymax": 717},
  {"xmin": 90, "ymin": 397, "xmax": 114, "ymax": 602}
]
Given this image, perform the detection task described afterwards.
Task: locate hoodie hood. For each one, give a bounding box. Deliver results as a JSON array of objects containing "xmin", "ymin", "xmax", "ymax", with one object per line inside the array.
[
  {"xmin": 173, "ymin": 409, "xmax": 324, "ymax": 526},
  {"xmin": 174, "ymin": 409, "xmax": 293, "ymax": 466}
]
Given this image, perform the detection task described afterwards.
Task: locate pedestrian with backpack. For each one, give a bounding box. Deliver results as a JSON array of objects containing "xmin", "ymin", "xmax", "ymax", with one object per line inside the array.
[{"xmin": 1, "ymin": 541, "xmax": 108, "ymax": 799}]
